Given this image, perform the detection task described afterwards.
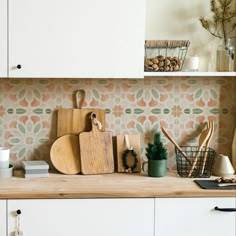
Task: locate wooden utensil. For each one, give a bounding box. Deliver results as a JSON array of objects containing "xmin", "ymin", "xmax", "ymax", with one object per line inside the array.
[
  {"xmin": 198, "ymin": 121, "xmax": 211, "ymax": 148},
  {"xmin": 200, "ymin": 120, "xmax": 214, "ymax": 175},
  {"xmin": 188, "ymin": 123, "xmax": 212, "ymax": 177},
  {"xmin": 50, "ymin": 134, "xmax": 81, "ymax": 175},
  {"xmin": 57, "ymin": 90, "xmax": 106, "ymax": 137},
  {"xmin": 161, "ymin": 126, "xmax": 192, "ymax": 165},
  {"xmin": 79, "ymin": 112, "xmax": 114, "ymax": 175}
]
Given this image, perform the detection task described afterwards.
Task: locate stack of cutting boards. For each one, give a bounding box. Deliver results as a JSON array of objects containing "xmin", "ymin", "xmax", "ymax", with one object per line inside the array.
[
  {"xmin": 50, "ymin": 90, "xmax": 142, "ymax": 175},
  {"xmin": 50, "ymin": 91, "xmax": 114, "ymax": 175}
]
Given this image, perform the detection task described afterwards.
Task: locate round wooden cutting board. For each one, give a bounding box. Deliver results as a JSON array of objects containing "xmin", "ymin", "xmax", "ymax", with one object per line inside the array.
[{"xmin": 50, "ymin": 134, "xmax": 81, "ymax": 174}]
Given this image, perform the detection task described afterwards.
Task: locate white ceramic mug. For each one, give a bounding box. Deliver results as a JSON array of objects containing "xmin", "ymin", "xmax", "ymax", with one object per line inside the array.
[{"xmin": 0, "ymin": 147, "xmax": 10, "ymax": 169}]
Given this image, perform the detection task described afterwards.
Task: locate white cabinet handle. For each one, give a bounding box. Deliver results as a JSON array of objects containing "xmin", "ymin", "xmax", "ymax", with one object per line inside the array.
[{"xmin": 15, "ymin": 209, "xmax": 23, "ymax": 235}]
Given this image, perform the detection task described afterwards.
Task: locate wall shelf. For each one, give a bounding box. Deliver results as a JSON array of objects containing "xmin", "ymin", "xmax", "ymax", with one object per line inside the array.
[{"xmin": 144, "ymin": 72, "xmax": 236, "ymax": 77}]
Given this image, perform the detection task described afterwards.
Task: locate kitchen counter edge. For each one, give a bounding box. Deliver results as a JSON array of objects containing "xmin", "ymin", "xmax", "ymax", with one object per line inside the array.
[{"xmin": 0, "ymin": 172, "xmax": 235, "ymax": 199}]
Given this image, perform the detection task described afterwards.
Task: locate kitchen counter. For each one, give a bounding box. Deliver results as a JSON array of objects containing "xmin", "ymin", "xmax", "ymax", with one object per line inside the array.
[{"xmin": 0, "ymin": 171, "xmax": 235, "ymax": 199}]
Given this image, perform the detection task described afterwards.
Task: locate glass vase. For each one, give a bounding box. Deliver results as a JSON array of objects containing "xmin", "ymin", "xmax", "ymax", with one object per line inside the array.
[{"xmin": 216, "ymin": 39, "xmax": 235, "ymax": 72}]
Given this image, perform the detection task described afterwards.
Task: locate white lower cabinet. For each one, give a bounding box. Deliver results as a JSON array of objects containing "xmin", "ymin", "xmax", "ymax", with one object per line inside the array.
[
  {"xmin": 155, "ymin": 197, "xmax": 236, "ymax": 236},
  {"xmin": 0, "ymin": 200, "xmax": 7, "ymax": 236},
  {"xmin": 6, "ymin": 197, "xmax": 236, "ymax": 236},
  {"xmin": 7, "ymin": 198, "xmax": 154, "ymax": 236}
]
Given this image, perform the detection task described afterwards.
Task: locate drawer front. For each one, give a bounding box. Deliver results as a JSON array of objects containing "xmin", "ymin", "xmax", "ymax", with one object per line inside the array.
[
  {"xmin": 155, "ymin": 197, "xmax": 236, "ymax": 236},
  {"xmin": 8, "ymin": 198, "xmax": 154, "ymax": 236}
]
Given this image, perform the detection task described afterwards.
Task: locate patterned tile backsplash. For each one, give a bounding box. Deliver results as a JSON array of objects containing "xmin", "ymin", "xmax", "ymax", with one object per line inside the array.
[{"xmin": 0, "ymin": 77, "xmax": 235, "ymax": 169}]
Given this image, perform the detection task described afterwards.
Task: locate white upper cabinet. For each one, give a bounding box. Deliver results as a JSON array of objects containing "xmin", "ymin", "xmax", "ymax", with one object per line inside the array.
[
  {"xmin": 8, "ymin": 0, "xmax": 145, "ymax": 78},
  {"xmin": 0, "ymin": 0, "xmax": 7, "ymax": 77}
]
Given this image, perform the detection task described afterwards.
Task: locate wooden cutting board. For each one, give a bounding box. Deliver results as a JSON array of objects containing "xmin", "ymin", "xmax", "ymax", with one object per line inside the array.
[
  {"xmin": 57, "ymin": 90, "xmax": 106, "ymax": 137},
  {"xmin": 116, "ymin": 134, "xmax": 141, "ymax": 173},
  {"xmin": 57, "ymin": 108, "xmax": 105, "ymax": 137},
  {"xmin": 50, "ymin": 134, "xmax": 81, "ymax": 175},
  {"xmin": 79, "ymin": 112, "xmax": 114, "ymax": 175}
]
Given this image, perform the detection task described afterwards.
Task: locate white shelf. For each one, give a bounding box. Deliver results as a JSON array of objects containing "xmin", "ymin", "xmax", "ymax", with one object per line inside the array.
[{"xmin": 144, "ymin": 72, "xmax": 236, "ymax": 77}]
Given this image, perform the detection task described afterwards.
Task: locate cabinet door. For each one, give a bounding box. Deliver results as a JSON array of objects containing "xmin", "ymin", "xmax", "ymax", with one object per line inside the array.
[
  {"xmin": 0, "ymin": 200, "xmax": 7, "ymax": 236},
  {"xmin": 9, "ymin": 0, "xmax": 145, "ymax": 78},
  {"xmin": 8, "ymin": 198, "xmax": 154, "ymax": 236},
  {"xmin": 0, "ymin": 0, "xmax": 7, "ymax": 77},
  {"xmin": 155, "ymin": 197, "xmax": 236, "ymax": 236}
]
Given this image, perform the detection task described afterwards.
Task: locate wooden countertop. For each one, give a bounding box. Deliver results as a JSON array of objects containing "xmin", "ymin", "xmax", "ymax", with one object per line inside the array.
[{"xmin": 0, "ymin": 171, "xmax": 235, "ymax": 199}]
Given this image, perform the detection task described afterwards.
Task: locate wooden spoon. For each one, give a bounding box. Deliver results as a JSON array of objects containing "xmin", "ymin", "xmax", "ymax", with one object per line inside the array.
[
  {"xmin": 188, "ymin": 122, "xmax": 212, "ymax": 177},
  {"xmin": 161, "ymin": 126, "xmax": 192, "ymax": 165},
  {"xmin": 200, "ymin": 120, "xmax": 214, "ymax": 175}
]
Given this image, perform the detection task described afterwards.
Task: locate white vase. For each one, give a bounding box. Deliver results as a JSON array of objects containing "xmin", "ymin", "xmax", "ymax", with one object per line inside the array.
[{"xmin": 213, "ymin": 154, "xmax": 235, "ymax": 177}]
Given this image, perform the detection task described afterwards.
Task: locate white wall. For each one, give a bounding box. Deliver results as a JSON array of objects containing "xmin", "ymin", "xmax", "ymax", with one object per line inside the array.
[{"xmin": 145, "ymin": 0, "xmax": 236, "ymax": 71}]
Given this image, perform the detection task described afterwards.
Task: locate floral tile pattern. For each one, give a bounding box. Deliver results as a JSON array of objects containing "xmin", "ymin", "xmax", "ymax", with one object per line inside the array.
[{"xmin": 0, "ymin": 77, "xmax": 235, "ymax": 169}]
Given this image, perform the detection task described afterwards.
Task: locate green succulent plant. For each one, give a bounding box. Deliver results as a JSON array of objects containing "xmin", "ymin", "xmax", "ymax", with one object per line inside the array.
[{"xmin": 145, "ymin": 132, "xmax": 167, "ymax": 160}]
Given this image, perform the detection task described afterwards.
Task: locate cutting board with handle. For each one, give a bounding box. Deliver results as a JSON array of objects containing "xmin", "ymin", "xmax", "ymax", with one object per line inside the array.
[
  {"xmin": 57, "ymin": 90, "xmax": 106, "ymax": 137},
  {"xmin": 79, "ymin": 112, "xmax": 114, "ymax": 175}
]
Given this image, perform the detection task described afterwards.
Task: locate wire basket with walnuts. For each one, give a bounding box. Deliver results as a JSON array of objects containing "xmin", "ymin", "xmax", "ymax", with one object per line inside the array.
[{"xmin": 144, "ymin": 40, "xmax": 190, "ymax": 72}]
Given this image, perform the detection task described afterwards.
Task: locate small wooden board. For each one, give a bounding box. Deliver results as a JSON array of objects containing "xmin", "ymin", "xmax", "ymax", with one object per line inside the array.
[
  {"xmin": 50, "ymin": 135, "xmax": 81, "ymax": 175},
  {"xmin": 116, "ymin": 134, "xmax": 141, "ymax": 173},
  {"xmin": 79, "ymin": 112, "xmax": 114, "ymax": 175}
]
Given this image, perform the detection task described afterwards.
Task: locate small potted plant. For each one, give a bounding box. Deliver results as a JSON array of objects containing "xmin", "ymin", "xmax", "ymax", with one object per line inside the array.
[{"xmin": 142, "ymin": 132, "xmax": 168, "ymax": 177}]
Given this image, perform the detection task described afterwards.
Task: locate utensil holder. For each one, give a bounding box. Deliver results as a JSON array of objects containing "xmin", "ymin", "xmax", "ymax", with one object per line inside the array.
[{"xmin": 175, "ymin": 146, "xmax": 216, "ymax": 178}]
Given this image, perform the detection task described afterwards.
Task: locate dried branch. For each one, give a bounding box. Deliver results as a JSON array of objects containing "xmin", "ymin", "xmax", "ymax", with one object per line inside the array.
[{"xmin": 199, "ymin": 0, "xmax": 236, "ymax": 45}]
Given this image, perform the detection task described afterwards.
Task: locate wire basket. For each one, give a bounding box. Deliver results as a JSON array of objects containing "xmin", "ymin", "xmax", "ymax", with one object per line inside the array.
[
  {"xmin": 144, "ymin": 40, "xmax": 190, "ymax": 72},
  {"xmin": 175, "ymin": 146, "xmax": 216, "ymax": 178}
]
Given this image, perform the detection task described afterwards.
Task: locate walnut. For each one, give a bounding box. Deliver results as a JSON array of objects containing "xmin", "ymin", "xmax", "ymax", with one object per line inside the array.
[
  {"xmin": 174, "ymin": 64, "xmax": 180, "ymax": 71},
  {"xmin": 171, "ymin": 60, "xmax": 177, "ymax": 66},
  {"xmin": 157, "ymin": 55, "xmax": 164, "ymax": 61},
  {"xmin": 152, "ymin": 58, "xmax": 159, "ymax": 64},
  {"xmin": 158, "ymin": 61, "xmax": 164, "ymax": 67},
  {"xmin": 164, "ymin": 65, "xmax": 170, "ymax": 71},
  {"xmin": 152, "ymin": 64, "xmax": 158, "ymax": 69},
  {"xmin": 147, "ymin": 60, "xmax": 153, "ymax": 66}
]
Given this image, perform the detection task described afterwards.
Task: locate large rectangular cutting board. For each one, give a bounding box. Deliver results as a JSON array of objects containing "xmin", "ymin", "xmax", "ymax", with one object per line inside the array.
[{"xmin": 57, "ymin": 108, "xmax": 105, "ymax": 137}]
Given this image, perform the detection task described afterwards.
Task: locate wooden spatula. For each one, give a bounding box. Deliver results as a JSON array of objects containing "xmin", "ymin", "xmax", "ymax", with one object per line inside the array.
[
  {"xmin": 79, "ymin": 112, "xmax": 114, "ymax": 175},
  {"xmin": 200, "ymin": 120, "xmax": 214, "ymax": 175},
  {"xmin": 188, "ymin": 122, "xmax": 212, "ymax": 177},
  {"xmin": 161, "ymin": 126, "xmax": 192, "ymax": 165}
]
